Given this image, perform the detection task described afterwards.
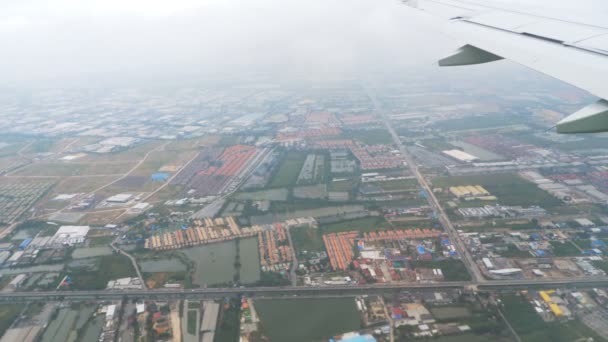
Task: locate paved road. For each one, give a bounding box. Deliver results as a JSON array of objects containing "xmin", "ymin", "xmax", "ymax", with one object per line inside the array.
[
  {"xmin": 364, "ymin": 85, "xmax": 483, "ymax": 282},
  {"xmin": 285, "ymin": 225, "xmax": 299, "ymax": 286},
  {"xmin": 111, "ymin": 241, "xmax": 146, "ymax": 289},
  {"xmin": 1, "ymin": 278, "xmax": 607, "ymax": 302},
  {"xmin": 380, "ymin": 296, "xmax": 395, "ymax": 342}
]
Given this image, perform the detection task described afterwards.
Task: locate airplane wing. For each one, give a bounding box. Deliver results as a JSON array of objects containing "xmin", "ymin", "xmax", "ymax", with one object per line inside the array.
[{"xmin": 402, "ymin": 0, "xmax": 608, "ymax": 133}]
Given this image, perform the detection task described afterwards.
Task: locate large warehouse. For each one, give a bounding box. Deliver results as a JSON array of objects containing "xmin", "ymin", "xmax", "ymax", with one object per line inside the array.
[
  {"xmin": 49, "ymin": 225, "xmax": 90, "ymax": 246},
  {"xmin": 442, "ymin": 149, "xmax": 479, "ymax": 163}
]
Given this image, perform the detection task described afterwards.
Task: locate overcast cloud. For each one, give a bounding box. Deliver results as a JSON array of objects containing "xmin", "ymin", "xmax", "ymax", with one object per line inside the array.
[{"xmin": 0, "ymin": 0, "xmax": 606, "ymax": 84}]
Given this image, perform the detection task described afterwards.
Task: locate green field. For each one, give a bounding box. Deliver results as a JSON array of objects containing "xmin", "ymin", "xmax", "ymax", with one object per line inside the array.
[
  {"xmin": 592, "ymin": 260, "xmax": 608, "ymax": 273},
  {"xmin": 0, "ymin": 305, "xmax": 21, "ymax": 337},
  {"xmin": 344, "ymin": 128, "xmax": 394, "ymax": 145},
  {"xmin": 512, "ymin": 132, "xmax": 608, "ymax": 152},
  {"xmin": 291, "ymin": 226, "xmax": 324, "ymax": 253},
  {"xmin": 496, "ymin": 244, "xmax": 531, "ymax": 258},
  {"xmin": 500, "ymin": 293, "xmax": 605, "ymax": 342},
  {"xmin": 367, "ymin": 178, "xmax": 419, "ymax": 191},
  {"xmin": 24, "ymin": 139, "xmax": 55, "ymax": 153},
  {"xmin": 187, "ymin": 310, "xmax": 197, "ymax": 335},
  {"xmin": 549, "ymin": 240, "xmax": 581, "ymax": 256},
  {"xmin": 268, "ymin": 151, "xmax": 307, "ymax": 188},
  {"xmin": 432, "ymin": 173, "xmax": 562, "ymax": 209},
  {"xmin": 329, "ymin": 178, "xmax": 358, "ymax": 192},
  {"xmin": 88, "ymin": 236, "xmax": 115, "ymax": 246},
  {"xmin": 418, "ymin": 138, "xmax": 457, "ymax": 152},
  {"xmin": 433, "ymin": 115, "xmax": 526, "ymax": 131},
  {"xmin": 69, "ymin": 254, "xmax": 136, "ymax": 290},
  {"xmin": 320, "ymin": 216, "xmax": 390, "ymax": 233},
  {"xmin": 411, "ymin": 259, "xmax": 472, "ymax": 281},
  {"xmin": 214, "ymin": 298, "xmax": 240, "ymax": 342},
  {"xmin": 256, "ymin": 298, "xmax": 360, "ymax": 342}
]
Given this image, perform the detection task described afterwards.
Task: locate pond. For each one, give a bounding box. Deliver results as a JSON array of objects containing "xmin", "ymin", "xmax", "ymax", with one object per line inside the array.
[
  {"xmin": 180, "ymin": 237, "xmax": 260, "ymax": 286},
  {"xmin": 139, "ymin": 258, "xmax": 187, "ymax": 273}
]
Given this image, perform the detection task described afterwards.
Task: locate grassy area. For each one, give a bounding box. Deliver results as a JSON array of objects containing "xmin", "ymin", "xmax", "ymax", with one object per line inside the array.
[
  {"xmin": 500, "ymin": 293, "xmax": 550, "ymax": 339},
  {"xmin": 389, "ymin": 219, "xmax": 435, "ymax": 230},
  {"xmin": 69, "ymin": 254, "xmax": 136, "ymax": 290},
  {"xmin": 500, "ymin": 293, "xmax": 606, "ymax": 342},
  {"xmin": 496, "ymin": 244, "xmax": 531, "ymax": 258},
  {"xmin": 0, "ymin": 305, "xmax": 21, "ymax": 337},
  {"xmin": 88, "ymin": 236, "xmax": 115, "ymax": 247},
  {"xmin": 25, "ymin": 139, "xmax": 55, "ymax": 153},
  {"xmin": 256, "ymin": 298, "xmax": 360, "ymax": 342},
  {"xmin": 418, "ymin": 138, "xmax": 457, "ymax": 151},
  {"xmin": 214, "ymin": 299, "xmax": 240, "ymax": 342},
  {"xmin": 320, "ymin": 216, "xmax": 390, "ymax": 233},
  {"xmin": 291, "ymin": 226, "xmax": 324, "ymax": 253},
  {"xmin": 592, "ymin": 260, "xmax": 608, "ymax": 273},
  {"xmin": 433, "ymin": 115, "xmax": 525, "ymax": 131},
  {"xmin": 432, "ymin": 173, "xmax": 562, "ymax": 209},
  {"xmin": 268, "ymin": 151, "xmax": 307, "ymax": 188},
  {"xmin": 344, "ymin": 128, "xmax": 393, "ymax": 145},
  {"xmin": 270, "ymin": 199, "xmax": 333, "ymax": 213},
  {"xmin": 217, "ymin": 135, "xmax": 240, "ymax": 146},
  {"xmin": 367, "ymin": 178, "xmax": 419, "ymax": 191},
  {"xmin": 329, "ymin": 178, "xmax": 358, "ymax": 192},
  {"xmin": 549, "ymin": 241, "xmax": 581, "ymax": 256},
  {"xmin": 411, "ymin": 259, "xmax": 472, "ymax": 281},
  {"xmin": 512, "ymin": 132, "xmax": 608, "ymax": 152},
  {"xmin": 187, "ymin": 310, "xmax": 197, "ymax": 335}
]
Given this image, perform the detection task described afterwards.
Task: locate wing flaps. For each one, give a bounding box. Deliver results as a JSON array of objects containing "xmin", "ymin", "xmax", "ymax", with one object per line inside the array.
[
  {"xmin": 438, "ymin": 44, "xmax": 503, "ymax": 66},
  {"xmin": 556, "ymin": 99, "xmax": 608, "ymax": 134}
]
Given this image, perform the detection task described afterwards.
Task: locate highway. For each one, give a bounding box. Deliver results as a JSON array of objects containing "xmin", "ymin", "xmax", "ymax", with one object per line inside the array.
[
  {"xmin": 1, "ymin": 278, "xmax": 607, "ymax": 302},
  {"xmin": 364, "ymin": 85, "xmax": 484, "ymax": 282}
]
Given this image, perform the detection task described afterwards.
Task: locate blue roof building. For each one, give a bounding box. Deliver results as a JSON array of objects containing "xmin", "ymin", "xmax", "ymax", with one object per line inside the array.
[
  {"xmin": 151, "ymin": 172, "xmax": 170, "ymax": 182},
  {"xmin": 19, "ymin": 238, "xmax": 33, "ymax": 250}
]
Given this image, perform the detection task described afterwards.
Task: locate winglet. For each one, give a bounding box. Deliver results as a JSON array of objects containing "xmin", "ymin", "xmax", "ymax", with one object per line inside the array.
[
  {"xmin": 556, "ymin": 99, "xmax": 608, "ymax": 134},
  {"xmin": 438, "ymin": 44, "xmax": 504, "ymax": 66}
]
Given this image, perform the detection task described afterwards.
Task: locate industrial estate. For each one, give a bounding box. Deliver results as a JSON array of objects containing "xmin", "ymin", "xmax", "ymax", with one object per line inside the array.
[{"xmin": 0, "ymin": 68, "xmax": 608, "ymax": 342}]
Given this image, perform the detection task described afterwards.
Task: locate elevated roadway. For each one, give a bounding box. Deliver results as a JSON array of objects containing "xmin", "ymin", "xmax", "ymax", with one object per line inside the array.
[{"xmin": 2, "ymin": 278, "xmax": 607, "ymax": 302}]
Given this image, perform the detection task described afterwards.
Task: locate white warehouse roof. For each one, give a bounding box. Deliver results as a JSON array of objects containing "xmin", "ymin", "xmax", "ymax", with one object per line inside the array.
[
  {"xmin": 50, "ymin": 225, "xmax": 90, "ymax": 245},
  {"xmin": 442, "ymin": 149, "xmax": 479, "ymax": 162},
  {"xmin": 106, "ymin": 194, "xmax": 133, "ymax": 203}
]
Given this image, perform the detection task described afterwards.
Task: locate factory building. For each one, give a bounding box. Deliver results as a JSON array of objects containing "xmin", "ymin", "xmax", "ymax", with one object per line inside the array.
[
  {"xmin": 49, "ymin": 225, "xmax": 90, "ymax": 246},
  {"xmin": 442, "ymin": 149, "xmax": 478, "ymax": 163}
]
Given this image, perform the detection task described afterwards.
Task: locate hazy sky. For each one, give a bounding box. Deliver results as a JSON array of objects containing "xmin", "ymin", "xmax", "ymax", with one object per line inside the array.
[
  {"xmin": 0, "ymin": 0, "xmax": 445, "ymax": 83},
  {"xmin": 1, "ymin": 0, "xmax": 606, "ymax": 84}
]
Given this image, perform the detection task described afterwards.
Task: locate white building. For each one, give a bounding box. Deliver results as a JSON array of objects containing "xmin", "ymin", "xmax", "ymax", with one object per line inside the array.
[
  {"xmin": 107, "ymin": 277, "xmax": 143, "ymax": 290},
  {"xmin": 106, "ymin": 194, "xmax": 133, "ymax": 203},
  {"xmin": 442, "ymin": 149, "xmax": 478, "ymax": 163},
  {"xmin": 7, "ymin": 251, "xmax": 23, "ymax": 264},
  {"xmin": 9, "ymin": 274, "xmax": 27, "ymax": 289},
  {"xmin": 50, "ymin": 226, "xmax": 90, "ymax": 246}
]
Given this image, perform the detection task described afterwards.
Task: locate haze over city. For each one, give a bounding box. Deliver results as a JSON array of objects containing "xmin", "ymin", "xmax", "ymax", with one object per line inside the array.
[{"xmin": 1, "ymin": 0, "xmax": 608, "ymax": 341}]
